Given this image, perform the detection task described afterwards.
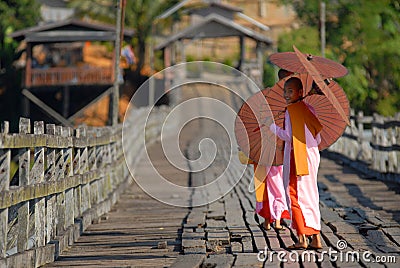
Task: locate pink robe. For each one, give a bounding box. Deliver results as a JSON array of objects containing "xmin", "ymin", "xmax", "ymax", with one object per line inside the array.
[
  {"xmin": 269, "ymin": 106, "xmax": 321, "ymax": 231},
  {"xmin": 255, "ymin": 165, "xmax": 290, "ymax": 222}
]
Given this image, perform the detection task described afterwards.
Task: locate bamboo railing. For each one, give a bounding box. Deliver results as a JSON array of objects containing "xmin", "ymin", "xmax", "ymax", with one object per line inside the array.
[
  {"xmin": 0, "ymin": 106, "xmax": 168, "ymax": 267},
  {"xmin": 327, "ymin": 110, "xmax": 400, "ymax": 182}
]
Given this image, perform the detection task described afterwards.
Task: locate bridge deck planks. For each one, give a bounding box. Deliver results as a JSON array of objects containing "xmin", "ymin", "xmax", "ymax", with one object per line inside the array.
[{"xmin": 44, "ymin": 84, "xmax": 400, "ymax": 267}]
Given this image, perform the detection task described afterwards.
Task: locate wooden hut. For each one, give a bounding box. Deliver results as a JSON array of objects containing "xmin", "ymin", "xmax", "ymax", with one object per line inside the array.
[{"xmin": 10, "ymin": 19, "xmax": 134, "ymax": 126}]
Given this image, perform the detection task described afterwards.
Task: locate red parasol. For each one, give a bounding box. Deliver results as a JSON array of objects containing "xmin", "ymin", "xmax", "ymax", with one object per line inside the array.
[
  {"xmin": 235, "ymin": 90, "xmax": 282, "ymax": 166},
  {"xmin": 234, "ymin": 73, "xmax": 350, "ymax": 166},
  {"xmin": 268, "ymin": 73, "xmax": 350, "ymax": 151},
  {"xmin": 292, "ymin": 45, "xmax": 350, "ymax": 126},
  {"xmin": 269, "ymin": 49, "xmax": 348, "ymax": 78}
]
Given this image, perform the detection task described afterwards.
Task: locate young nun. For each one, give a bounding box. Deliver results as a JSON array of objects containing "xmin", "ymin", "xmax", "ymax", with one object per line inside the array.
[
  {"xmin": 253, "ymin": 68, "xmax": 293, "ymax": 231},
  {"xmin": 268, "ymin": 77, "xmax": 323, "ymax": 250}
]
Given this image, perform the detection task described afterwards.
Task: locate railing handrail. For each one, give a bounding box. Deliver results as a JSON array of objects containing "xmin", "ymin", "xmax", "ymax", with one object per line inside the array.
[
  {"xmin": 0, "ymin": 106, "xmax": 168, "ymax": 267},
  {"xmin": 28, "ymin": 66, "xmax": 114, "ymax": 87},
  {"xmin": 328, "ymin": 109, "xmax": 400, "ymax": 182}
]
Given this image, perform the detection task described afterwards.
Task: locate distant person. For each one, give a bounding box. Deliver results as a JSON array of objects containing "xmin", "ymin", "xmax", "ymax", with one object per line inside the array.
[{"xmin": 121, "ymin": 45, "xmax": 136, "ymax": 65}]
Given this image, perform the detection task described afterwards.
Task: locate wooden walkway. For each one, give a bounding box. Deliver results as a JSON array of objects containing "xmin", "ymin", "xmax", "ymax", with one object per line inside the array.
[
  {"xmin": 45, "ymin": 85, "xmax": 400, "ymax": 267},
  {"xmin": 44, "ymin": 139, "xmax": 189, "ymax": 267}
]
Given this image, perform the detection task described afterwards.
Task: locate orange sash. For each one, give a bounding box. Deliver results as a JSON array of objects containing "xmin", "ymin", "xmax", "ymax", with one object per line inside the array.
[
  {"xmin": 253, "ymin": 164, "xmax": 267, "ymax": 202},
  {"xmin": 287, "ymin": 102, "xmax": 322, "ymax": 176}
]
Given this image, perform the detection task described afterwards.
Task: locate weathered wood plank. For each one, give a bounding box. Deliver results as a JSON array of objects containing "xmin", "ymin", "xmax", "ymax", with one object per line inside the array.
[
  {"xmin": 241, "ymin": 235, "xmax": 253, "ymax": 253},
  {"xmin": 63, "ymin": 127, "xmax": 75, "ymax": 232},
  {"xmin": 366, "ymin": 230, "xmax": 400, "ymax": 253},
  {"xmin": 207, "ymin": 200, "xmax": 225, "ymax": 220},
  {"xmin": 33, "ymin": 121, "xmax": 46, "ymax": 248},
  {"xmin": 0, "ymin": 121, "xmax": 10, "ymax": 257},
  {"xmin": 0, "ymin": 130, "xmax": 122, "ymax": 149},
  {"xmin": 17, "ymin": 118, "xmax": 30, "ymax": 252},
  {"xmin": 46, "ymin": 124, "xmax": 56, "ymax": 244},
  {"xmin": 203, "ymin": 254, "xmax": 235, "ymax": 268},
  {"xmin": 233, "ymin": 253, "xmax": 263, "ymax": 267},
  {"xmin": 0, "ymin": 164, "xmax": 124, "ymax": 209},
  {"xmin": 207, "ymin": 229, "xmax": 230, "ymax": 246},
  {"xmin": 55, "ymin": 126, "xmax": 66, "ymax": 237},
  {"xmin": 231, "ymin": 241, "xmax": 243, "ymax": 254},
  {"xmin": 0, "ymin": 208, "xmax": 7, "ymax": 258},
  {"xmin": 170, "ymin": 254, "xmax": 205, "ymax": 268}
]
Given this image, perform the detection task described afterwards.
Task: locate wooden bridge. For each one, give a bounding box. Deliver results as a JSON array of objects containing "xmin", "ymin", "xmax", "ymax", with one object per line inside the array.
[{"xmin": 1, "ymin": 73, "xmax": 399, "ymax": 267}]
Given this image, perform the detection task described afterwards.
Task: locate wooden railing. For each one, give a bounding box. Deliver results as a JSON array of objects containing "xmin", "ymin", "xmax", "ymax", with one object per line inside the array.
[
  {"xmin": 0, "ymin": 106, "xmax": 168, "ymax": 267},
  {"xmin": 27, "ymin": 67, "xmax": 114, "ymax": 87},
  {"xmin": 327, "ymin": 110, "xmax": 400, "ymax": 182}
]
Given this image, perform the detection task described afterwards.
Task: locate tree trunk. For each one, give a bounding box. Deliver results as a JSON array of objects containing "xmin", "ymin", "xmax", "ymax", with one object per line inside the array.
[{"xmin": 134, "ymin": 38, "xmax": 146, "ymax": 76}]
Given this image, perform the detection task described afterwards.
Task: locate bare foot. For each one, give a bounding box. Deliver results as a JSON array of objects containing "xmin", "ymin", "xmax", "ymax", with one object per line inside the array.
[{"xmin": 309, "ymin": 234, "xmax": 322, "ymax": 249}]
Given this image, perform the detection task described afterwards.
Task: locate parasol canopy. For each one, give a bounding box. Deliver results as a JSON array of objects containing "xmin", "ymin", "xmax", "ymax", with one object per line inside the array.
[
  {"xmin": 268, "ymin": 73, "xmax": 350, "ymax": 151},
  {"xmin": 269, "ymin": 49, "xmax": 348, "ymax": 78},
  {"xmin": 235, "ymin": 90, "xmax": 282, "ymax": 167},
  {"xmin": 292, "ymin": 45, "xmax": 350, "ymax": 125},
  {"xmin": 234, "ymin": 73, "xmax": 350, "ymax": 166}
]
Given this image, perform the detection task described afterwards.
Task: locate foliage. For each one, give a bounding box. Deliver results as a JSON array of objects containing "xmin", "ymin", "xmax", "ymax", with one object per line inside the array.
[
  {"xmin": 222, "ymin": 57, "xmax": 234, "ymax": 67},
  {"xmin": 0, "ymin": 0, "xmax": 40, "ymax": 68},
  {"xmin": 277, "ymin": 0, "xmax": 400, "ymax": 115},
  {"xmin": 263, "ymin": 62, "xmax": 277, "ymax": 87},
  {"xmin": 277, "ymin": 26, "xmax": 320, "ymax": 55},
  {"xmin": 0, "ymin": 0, "xmax": 41, "ymax": 126},
  {"xmin": 69, "ymin": 0, "xmax": 180, "ymax": 76}
]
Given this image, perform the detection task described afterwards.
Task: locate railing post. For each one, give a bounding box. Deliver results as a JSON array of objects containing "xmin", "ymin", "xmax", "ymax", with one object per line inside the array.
[
  {"xmin": 372, "ymin": 114, "xmax": 387, "ymax": 172},
  {"xmin": 88, "ymin": 131, "xmax": 97, "ymax": 209},
  {"xmin": 55, "ymin": 126, "xmax": 66, "ymax": 236},
  {"xmin": 349, "ymin": 109, "xmax": 358, "ymax": 159},
  {"xmin": 379, "ymin": 116, "xmax": 389, "ymax": 173},
  {"xmin": 73, "ymin": 128, "xmax": 82, "ymax": 218},
  {"xmin": 63, "ymin": 127, "xmax": 74, "ymax": 245},
  {"xmin": 80, "ymin": 126, "xmax": 91, "ymax": 215},
  {"xmin": 0, "ymin": 122, "xmax": 10, "ymax": 257},
  {"xmin": 80, "ymin": 127, "xmax": 89, "ymax": 180},
  {"xmin": 387, "ymin": 116, "xmax": 397, "ymax": 173},
  {"xmin": 396, "ymin": 113, "xmax": 400, "ymax": 174},
  {"xmin": 357, "ymin": 111, "xmax": 364, "ymax": 143},
  {"xmin": 32, "ymin": 121, "xmax": 46, "ymax": 251},
  {"xmin": 17, "ymin": 118, "xmax": 30, "ymax": 252},
  {"xmin": 91, "ymin": 130, "xmax": 101, "ymax": 207},
  {"xmin": 45, "ymin": 124, "xmax": 56, "ymax": 243},
  {"xmin": 103, "ymin": 128, "xmax": 112, "ymax": 201}
]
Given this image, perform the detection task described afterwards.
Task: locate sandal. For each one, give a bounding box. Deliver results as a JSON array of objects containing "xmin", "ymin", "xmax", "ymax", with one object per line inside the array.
[
  {"xmin": 287, "ymin": 243, "xmax": 307, "ymax": 250},
  {"xmin": 273, "ymin": 226, "xmax": 286, "ymax": 232},
  {"xmin": 307, "ymin": 245, "xmax": 323, "ymax": 250},
  {"xmin": 259, "ymin": 222, "xmax": 271, "ymax": 231}
]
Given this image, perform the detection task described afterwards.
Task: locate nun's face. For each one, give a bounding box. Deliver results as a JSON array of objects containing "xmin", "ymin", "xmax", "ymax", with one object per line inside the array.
[{"xmin": 283, "ymin": 82, "xmax": 302, "ymax": 104}]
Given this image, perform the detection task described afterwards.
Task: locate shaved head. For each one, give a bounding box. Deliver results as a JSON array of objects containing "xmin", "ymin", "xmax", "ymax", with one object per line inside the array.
[{"xmin": 284, "ymin": 77, "xmax": 303, "ymax": 93}]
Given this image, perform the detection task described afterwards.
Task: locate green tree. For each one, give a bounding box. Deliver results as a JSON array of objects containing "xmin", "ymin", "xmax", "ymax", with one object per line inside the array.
[
  {"xmin": 0, "ymin": 0, "xmax": 40, "ymax": 69},
  {"xmin": 70, "ymin": 0, "xmax": 179, "ymax": 76},
  {"xmin": 0, "ymin": 0, "xmax": 41, "ymax": 125},
  {"xmin": 278, "ymin": 0, "xmax": 400, "ymax": 115}
]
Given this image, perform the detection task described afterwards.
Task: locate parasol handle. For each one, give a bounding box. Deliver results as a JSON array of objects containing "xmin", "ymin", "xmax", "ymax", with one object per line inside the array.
[
  {"xmin": 253, "ymin": 125, "xmax": 263, "ymax": 132},
  {"xmin": 293, "ymin": 86, "xmax": 325, "ymax": 104},
  {"xmin": 253, "ymin": 116, "xmax": 274, "ymax": 132}
]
